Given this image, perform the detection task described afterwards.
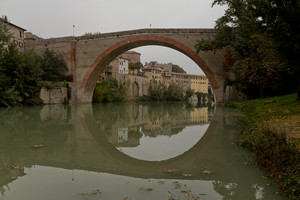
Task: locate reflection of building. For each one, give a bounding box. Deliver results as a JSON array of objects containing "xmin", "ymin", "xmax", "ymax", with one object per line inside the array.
[
  {"xmin": 99, "ymin": 103, "xmax": 210, "ymax": 146},
  {"xmin": 143, "ymin": 119, "xmax": 163, "ymax": 136},
  {"xmin": 118, "ymin": 128, "xmax": 128, "ymax": 144},
  {"xmin": 190, "ymin": 107, "xmax": 208, "ymax": 124}
]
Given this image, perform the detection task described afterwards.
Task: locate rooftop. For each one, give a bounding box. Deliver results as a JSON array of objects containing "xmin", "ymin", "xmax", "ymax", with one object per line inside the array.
[{"xmin": 0, "ymin": 18, "xmax": 26, "ymax": 31}]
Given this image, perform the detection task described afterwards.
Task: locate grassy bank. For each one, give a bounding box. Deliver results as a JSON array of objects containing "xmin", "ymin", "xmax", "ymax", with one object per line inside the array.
[{"xmin": 228, "ymin": 93, "xmax": 300, "ymax": 199}]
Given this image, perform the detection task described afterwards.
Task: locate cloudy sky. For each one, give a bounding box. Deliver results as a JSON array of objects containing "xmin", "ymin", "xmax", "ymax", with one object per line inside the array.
[{"xmin": 0, "ymin": 0, "xmax": 226, "ymax": 75}]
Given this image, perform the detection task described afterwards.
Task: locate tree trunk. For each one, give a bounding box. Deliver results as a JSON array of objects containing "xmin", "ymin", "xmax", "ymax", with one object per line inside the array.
[
  {"xmin": 297, "ymin": 78, "xmax": 300, "ymax": 101},
  {"xmin": 260, "ymin": 82, "xmax": 264, "ymax": 98}
]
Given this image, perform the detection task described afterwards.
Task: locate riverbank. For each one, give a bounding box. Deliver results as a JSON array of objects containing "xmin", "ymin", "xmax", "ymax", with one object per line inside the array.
[{"xmin": 228, "ymin": 93, "xmax": 300, "ymax": 199}]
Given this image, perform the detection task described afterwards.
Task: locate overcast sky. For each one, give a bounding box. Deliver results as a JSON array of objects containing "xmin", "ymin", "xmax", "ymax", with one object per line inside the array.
[{"xmin": 0, "ymin": 0, "xmax": 225, "ymax": 75}]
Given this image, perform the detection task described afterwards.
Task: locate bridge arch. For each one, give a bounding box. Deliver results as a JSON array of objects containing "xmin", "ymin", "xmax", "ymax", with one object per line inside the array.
[{"xmin": 79, "ymin": 35, "xmax": 219, "ymax": 102}]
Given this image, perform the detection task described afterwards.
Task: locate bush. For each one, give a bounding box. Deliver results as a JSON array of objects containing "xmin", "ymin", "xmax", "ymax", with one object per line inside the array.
[
  {"xmin": 234, "ymin": 94, "xmax": 300, "ymax": 199},
  {"xmin": 166, "ymin": 83, "xmax": 184, "ymax": 101},
  {"xmin": 148, "ymin": 80, "xmax": 166, "ymax": 101},
  {"xmin": 93, "ymin": 78, "xmax": 130, "ymax": 103},
  {"xmin": 40, "ymin": 49, "xmax": 68, "ymax": 82}
]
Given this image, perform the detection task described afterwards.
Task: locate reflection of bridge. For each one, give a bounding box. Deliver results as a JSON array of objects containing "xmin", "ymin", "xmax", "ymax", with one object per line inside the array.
[
  {"xmin": 24, "ymin": 29, "xmax": 230, "ymax": 103},
  {"xmin": 0, "ymin": 104, "xmax": 271, "ymax": 199}
]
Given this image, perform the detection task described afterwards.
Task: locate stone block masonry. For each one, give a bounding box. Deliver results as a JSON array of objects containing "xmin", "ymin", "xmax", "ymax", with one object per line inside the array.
[{"xmin": 40, "ymin": 87, "xmax": 68, "ymax": 104}]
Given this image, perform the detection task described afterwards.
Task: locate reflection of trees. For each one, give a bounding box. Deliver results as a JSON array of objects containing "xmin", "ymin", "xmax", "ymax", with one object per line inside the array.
[
  {"xmin": 0, "ymin": 105, "xmax": 70, "ymax": 162},
  {"xmin": 213, "ymin": 181, "xmax": 265, "ymax": 200},
  {"xmin": 213, "ymin": 181, "xmax": 238, "ymax": 200}
]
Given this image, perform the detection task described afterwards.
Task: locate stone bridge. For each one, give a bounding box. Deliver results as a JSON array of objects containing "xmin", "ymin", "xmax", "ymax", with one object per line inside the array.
[{"xmin": 24, "ymin": 28, "xmax": 229, "ymax": 103}]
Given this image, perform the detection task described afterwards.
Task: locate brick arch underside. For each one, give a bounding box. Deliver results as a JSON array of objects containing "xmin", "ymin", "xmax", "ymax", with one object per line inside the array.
[{"xmin": 80, "ymin": 35, "xmax": 219, "ymax": 94}]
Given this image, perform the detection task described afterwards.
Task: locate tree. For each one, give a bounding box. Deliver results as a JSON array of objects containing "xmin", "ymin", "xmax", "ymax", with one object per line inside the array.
[
  {"xmin": 40, "ymin": 49, "xmax": 68, "ymax": 81},
  {"xmin": 237, "ymin": 33, "xmax": 287, "ymax": 98},
  {"xmin": 148, "ymin": 80, "xmax": 166, "ymax": 101},
  {"xmin": 0, "ymin": 43, "xmax": 42, "ymax": 106},
  {"xmin": 185, "ymin": 88, "xmax": 194, "ymax": 99},
  {"xmin": 92, "ymin": 78, "xmax": 130, "ymax": 102},
  {"xmin": 0, "ymin": 18, "xmax": 44, "ymax": 106},
  {"xmin": 196, "ymin": 0, "xmax": 300, "ymax": 99},
  {"xmin": 129, "ymin": 62, "xmax": 143, "ymax": 71},
  {"xmin": 172, "ymin": 64, "xmax": 186, "ymax": 73},
  {"xmin": 166, "ymin": 83, "xmax": 185, "ymax": 101}
]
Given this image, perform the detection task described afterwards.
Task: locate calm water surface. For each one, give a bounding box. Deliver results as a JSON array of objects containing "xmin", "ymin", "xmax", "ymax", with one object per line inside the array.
[{"xmin": 0, "ymin": 102, "xmax": 287, "ymax": 200}]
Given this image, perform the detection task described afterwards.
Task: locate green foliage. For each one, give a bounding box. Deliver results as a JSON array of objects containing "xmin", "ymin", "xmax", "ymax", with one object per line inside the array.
[
  {"xmin": 40, "ymin": 49, "xmax": 68, "ymax": 81},
  {"xmin": 0, "ymin": 18, "xmax": 11, "ymax": 54},
  {"xmin": 148, "ymin": 80, "xmax": 166, "ymax": 101},
  {"xmin": 83, "ymin": 32, "xmax": 101, "ymax": 36},
  {"xmin": 237, "ymin": 33, "xmax": 292, "ymax": 98},
  {"xmin": 92, "ymin": 78, "xmax": 130, "ymax": 103},
  {"xmin": 196, "ymin": 0, "xmax": 300, "ymax": 99},
  {"xmin": 232, "ymin": 93, "xmax": 300, "ymax": 199},
  {"xmin": 172, "ymin": 64, "xmax": 186, "ymax": 73},
  {"xmin": 166, "ymin": 83, "xmax": 184, "ymax": 101},
  {"xmin": 129, "ymin": 62, "xmax": 143, "ymax": 70},
  {"xmin": 0, "ymin": 20, "xmax": 70, "ymax": 107},
  {"xmin": 0, "ymin": 43, "xmax": 41, "ymax": 107},
  {"xmin": 148, "ymin": 81, "xmax": 189, "ymax": 101},
  {"xmin": 185, "ymin": 88, "xmax": 194, "ymax": 99},
  {"xmin": 135, "ymin": 95, "xmax": 152, "ymax": 102}
]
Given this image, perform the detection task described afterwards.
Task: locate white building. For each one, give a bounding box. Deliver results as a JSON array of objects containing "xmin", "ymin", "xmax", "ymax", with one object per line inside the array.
[{"xmin": 118, "ymin": 57, "xmax": 129, "ymax": 75}]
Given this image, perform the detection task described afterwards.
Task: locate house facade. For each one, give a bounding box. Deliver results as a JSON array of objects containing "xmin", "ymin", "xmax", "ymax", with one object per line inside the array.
[{"xmin": 1, "ymin": 17, "xmax": 26, "ymax": 51}]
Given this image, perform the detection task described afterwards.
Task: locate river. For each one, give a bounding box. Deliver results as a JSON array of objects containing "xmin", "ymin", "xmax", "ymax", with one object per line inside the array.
[{"xmin": 0, "ymin": 102, "xmax": 287, "ymax": 200}]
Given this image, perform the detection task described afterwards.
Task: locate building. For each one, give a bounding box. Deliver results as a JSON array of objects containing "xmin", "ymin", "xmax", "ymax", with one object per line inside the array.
[
  {"xmin": 100, "ymin": 55, "xmax": 209, "ymax": 99},
  {"xmin": 170, "ymin": 72, "xmax": 191, "ymax": 90},
  {"xmin": 121, "ymin": 51, "xmax": 141, "ymax": 63},
  {"xmin": 190, "ymin": 74, "xmax": 208, "ymax": 93},
  {"xmin": 118, "ymin": 57, "xmax": 129, "ymax": 83},
  {"xmin": 145, "ymin": 61, "xmax": 173, "ymax": 72},
  {"xmin": 24, "ymin": 32, "xmax": 41, "ymax": 41},
  {"xmin": 101, "ymin": 56, "xmax": 129, "ymax": 83},
  {"xmin": 1, "ymin": 17, "xmax": 26, "ymax": 51},
  {"xmin": 142, "ymin": 66, "xmax": 163, "ymax": 83}
]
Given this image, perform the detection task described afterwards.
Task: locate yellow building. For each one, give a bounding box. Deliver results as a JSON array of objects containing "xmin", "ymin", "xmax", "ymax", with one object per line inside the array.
[
  {"xmin": 190, "ymin": 107, "xmax": 208, "ymax": 124},
  {"xmin": 190, "ymin": 75, "xmax": 208, "ymax": 94},
  {"xmin": 142, "ymin": 67, "xmax": 163, "ymax": 83}
]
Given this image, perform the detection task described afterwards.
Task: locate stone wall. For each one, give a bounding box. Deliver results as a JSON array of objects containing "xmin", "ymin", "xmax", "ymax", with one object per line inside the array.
[{"xmin": 40, "ymin": 87, "xmax": 68, "ymax": 104}]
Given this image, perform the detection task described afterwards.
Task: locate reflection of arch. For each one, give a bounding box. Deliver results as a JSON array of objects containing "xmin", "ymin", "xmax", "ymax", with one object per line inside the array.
[
  {"xmin": 133, "ymin": 81, "xmax": 139, "ymax": 99},
  {"xmin": 80, "ymin": 106, "xmax": 248, "ymax": 183},
  {"xmin": 80, "ymin": 35, "xmax": 218, "ymax": 99},
  {"xmin": 0, "ymin": 105, "xmax": 275, "ymax": 200}
]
